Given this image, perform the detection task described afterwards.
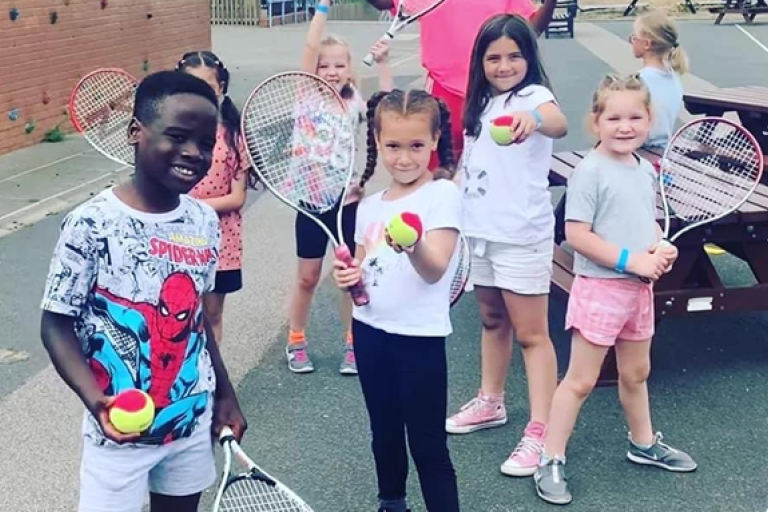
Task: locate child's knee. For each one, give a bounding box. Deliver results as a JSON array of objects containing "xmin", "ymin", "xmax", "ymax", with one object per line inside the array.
[
  {"xmin": 619, "ymin": 360, "xmax": 651, "ymax": 388},
  {"xmin": 516, "ymin": 329, "xmax": 551, "ymax": 350},
  {"xmin": 562, "ymin": 372, "xmax": 597, "ymax": 400},
  {"xmin": 479, "ymin": 306, "xmax": 511, "ymax": 332},
  {"xmin": 297, "ymin": 266, "xmax": 322, "ymax": 290}
]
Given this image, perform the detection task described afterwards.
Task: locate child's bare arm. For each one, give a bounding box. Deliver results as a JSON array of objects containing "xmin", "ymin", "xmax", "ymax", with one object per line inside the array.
[
  {"xmin": 369, "ymin": 40, "xmax": 394, "ymax": 92},
  {"xmin": 200, "ymin": 168, "xmax": 248, "ymax": 214},
  {"xmin": 407, "ymin": 228, "xmax": 459, "ymax": 284},
  {"xmin": 40, "ymin": 311, "xmax": 139, "ymax": 443},
  {"xmin": 566, "ymin": 221, "xmax": 670, "ymax": 281},
  {"xmin": 536, "ymin": 102, "xmax": 568, "ymax": 139},
  {"xmin": 301, "ymin": 0, "xmax": 331, "ymax": 73}
]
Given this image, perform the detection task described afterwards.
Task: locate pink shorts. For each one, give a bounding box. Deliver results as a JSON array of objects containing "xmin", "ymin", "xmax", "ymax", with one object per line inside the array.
[{"xmin": 565, "ymin": 275, "xmax": 654, "ymax": 347}]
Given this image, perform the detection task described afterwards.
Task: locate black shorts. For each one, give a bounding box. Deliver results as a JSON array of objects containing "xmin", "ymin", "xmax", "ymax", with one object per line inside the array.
[
  {"xmin": 212, "ymin": 269, "xmax": 243, "ymax": 294},
  {"xmin": 295, "ymin": 201, "xmax": 358, "ymax": 259}
]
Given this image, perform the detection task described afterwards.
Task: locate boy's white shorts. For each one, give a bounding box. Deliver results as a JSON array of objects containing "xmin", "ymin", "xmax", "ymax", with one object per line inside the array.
[{"xmin": 78, "ymin": 424, "xmax": 216, "ymax": 512}]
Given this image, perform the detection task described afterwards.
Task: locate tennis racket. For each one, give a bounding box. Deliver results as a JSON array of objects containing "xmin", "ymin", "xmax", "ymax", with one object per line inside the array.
[
  {"xmin": 641, "ymin": 117, "xmax": 763, "ymax": 282},
  {"xmin": 362, "ymin": 0, "xmax": 447, "ymax": 67},
  {"xmin": 69, "ymin": 68, "xmax": 137, "ymax": 166},
  {"xmin": 450, "ymin": 234, "xmax": 470, "ymax": 307},
  {"xmin": 213, "ymin": 427, "xmax": 314, "ymax": 512},
  {"xmin": 241, "ymin": 71, "xmax": 369, "ymax": 306}
]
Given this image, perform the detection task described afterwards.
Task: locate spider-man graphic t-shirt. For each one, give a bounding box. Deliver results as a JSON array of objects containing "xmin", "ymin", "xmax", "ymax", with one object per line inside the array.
[{"xmin": 41, "ymin": 188, "xmax": 221, "ymax": 446}]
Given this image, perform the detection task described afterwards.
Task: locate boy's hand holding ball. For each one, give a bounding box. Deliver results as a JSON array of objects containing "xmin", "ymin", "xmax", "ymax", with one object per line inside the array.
[
  {"xmin": 386, "ymin": 212, "xmax": 423, "ymax": 253},
  {"xmin": 109, "ymin": 389, "xmax": 155, "ymax": 434}
]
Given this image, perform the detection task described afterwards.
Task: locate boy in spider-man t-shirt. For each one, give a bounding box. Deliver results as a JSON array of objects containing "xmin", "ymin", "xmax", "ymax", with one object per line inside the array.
[{"xmin": 40, "ymin": 70, "xmax": 246, "ymax": 512}]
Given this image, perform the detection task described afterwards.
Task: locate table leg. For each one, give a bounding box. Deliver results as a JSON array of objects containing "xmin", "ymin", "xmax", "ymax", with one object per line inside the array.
[{"xmin": 623, "ymin": 0, "xmax": 638, "ymax": 16}]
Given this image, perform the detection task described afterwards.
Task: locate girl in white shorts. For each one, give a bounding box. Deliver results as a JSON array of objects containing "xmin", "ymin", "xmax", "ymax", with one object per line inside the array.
[{"xmin": 445, "ymin": 14, "xmax": 568, "ymax": 478}]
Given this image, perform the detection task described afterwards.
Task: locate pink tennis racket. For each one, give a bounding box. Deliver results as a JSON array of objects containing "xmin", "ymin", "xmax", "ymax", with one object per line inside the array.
[
  {"xmin": 69, "ymin": 68, "xmax": 137, "ymax": 166},
  {"xmin": 240, "ymin": 71, "xmax": 369, "ymax": 305}
]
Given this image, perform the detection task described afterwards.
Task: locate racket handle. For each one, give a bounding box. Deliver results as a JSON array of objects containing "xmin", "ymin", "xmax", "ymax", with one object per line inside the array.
[
  {"xmin": 362, "ymin": 32, "xmax": 394, "ymax": 67},
  {"xmin": 335, "ymin": 244, "xmax": 370, "ymax": 306}
]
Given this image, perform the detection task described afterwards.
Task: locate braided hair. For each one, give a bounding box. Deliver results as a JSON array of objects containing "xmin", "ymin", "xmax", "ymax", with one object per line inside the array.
[
  {"xmin": 359, "ymin": 89, "xmax": 456, "ymax": 189},
  {"xmin": 176, "ymin": 51, "xmax": 258, "ymax": 188}
]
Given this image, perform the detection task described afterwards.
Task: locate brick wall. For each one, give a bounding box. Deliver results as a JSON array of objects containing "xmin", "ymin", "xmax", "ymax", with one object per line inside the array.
[{"xmin": 0, "ymin": 0, "xmax": 211, "ymax": 156}]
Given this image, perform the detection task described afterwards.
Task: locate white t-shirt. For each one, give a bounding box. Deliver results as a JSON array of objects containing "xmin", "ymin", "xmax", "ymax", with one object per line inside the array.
[
  {"xmin": 461, "ymin": 85, "xmax": 557, "ymax": 245},
  {"xmin": 640, "ymin": 66, "xmax": 683, "ymax": 148},
  {"xmin": 40, "ymin": 189, "xmax": 221, "ymax": 447},
  {"xmin": 353, "ymin": 179, "xmax": 462, "ymax": 337}
]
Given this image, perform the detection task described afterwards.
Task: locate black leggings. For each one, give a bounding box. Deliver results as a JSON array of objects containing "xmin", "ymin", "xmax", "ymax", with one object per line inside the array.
[{"xmin": 352, "ymin": 319, "xmax": 460, "ymax": 512}]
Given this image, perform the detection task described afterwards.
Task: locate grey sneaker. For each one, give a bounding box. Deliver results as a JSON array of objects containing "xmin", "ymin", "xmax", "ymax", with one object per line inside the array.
[
  {"xmin": 339, "ymin": 345, "xmax": 358, "ymax": 375},
  {"xmin": 627, "ymin": 432, "xmax": 697, "ymax": 472},
  {"xmin": 534, "ymin": 456, "xmax": 572, "ymax": 505},
  {"xmin": 286, "ymin": 343, "xmax": 314, "ymax": 374}
]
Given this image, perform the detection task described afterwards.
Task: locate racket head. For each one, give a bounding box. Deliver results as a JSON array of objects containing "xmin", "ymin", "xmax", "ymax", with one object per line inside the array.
[
  {"xmin": 216, "ymin": 473, "xmax": 314, "ymax": 512},
  {"xmin": 450, "ymin": 234, "xmax": 470, "ymax": 307},
  {"xmin": 69, "ymin": 68, "xmax": 138, "ymax": 166},
  {"xmin": 659, "ymin": 116, "xmax": 764, "ymax": 241},
  {"xmin": 240, "ymin": 71, "xmax": 356, "ymax": 215},
  {"xmin": 398, "ymin": 0, "xmax": 447, "ymax": 19}
]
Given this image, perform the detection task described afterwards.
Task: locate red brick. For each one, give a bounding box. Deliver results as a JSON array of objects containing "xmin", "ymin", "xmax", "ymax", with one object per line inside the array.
[{"xmin": 0, "ymin": 0, "xmax": 211, "ymax": 156}]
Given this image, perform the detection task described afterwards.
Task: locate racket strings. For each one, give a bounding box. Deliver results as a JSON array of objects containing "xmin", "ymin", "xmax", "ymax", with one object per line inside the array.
[
  {"xmin": 449, "ymin": 237, "xmax": 470, "ymax": 305},
  {"xmin": 220, "ymin": 477, "xmax": 311, "ymax": 512},
  {"xmin": 663, "ymin": 121, "xmax": 762, "ymax": 222},
  {"xmin": 73, "ymin": 72, "xmax": 136, "ymax": 165},
  {"xmin": 242, "ymin": 74, "xmax": 354, "ymax": 213}
]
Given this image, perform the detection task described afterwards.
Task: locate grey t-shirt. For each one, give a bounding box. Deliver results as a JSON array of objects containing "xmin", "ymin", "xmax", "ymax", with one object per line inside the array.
[{"xmin": 565, "ymin": 150, "xmax": 658, "ymax": 279}]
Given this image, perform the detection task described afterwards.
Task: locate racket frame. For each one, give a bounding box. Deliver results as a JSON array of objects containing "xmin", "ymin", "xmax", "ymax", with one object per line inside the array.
[
  {"xmin": 362, "ymin": 0, "xmax": 447, "ymax": 66},
  {"xmin": 240, "ymin": 71, "xmax": 368, "ymax": 304},
  {"xmin": 213, "ymin": 427, "xmax": 314, "ymax": 512},
  {"xmin": 657, "ymin": 116, "xmax": 764, "ymax": 244},
  {"xmin": 449, "ymin": 234, "xmax": 470, "ymax": 308},
  {"xmin": 68, "ymin": 67, "xmax": 138, "ymax": 167}
]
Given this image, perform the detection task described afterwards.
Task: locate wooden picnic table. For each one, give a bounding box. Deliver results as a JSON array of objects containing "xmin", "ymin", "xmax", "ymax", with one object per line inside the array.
[
  {"xmin": 709, "ymin": 0, "xmax": 768, "ymax": 24},
  {"xmin": 548, "ymin": 147, "xmax": 768, "ymax": 385},
  {"xmin": 624, "ymin": 0, "xmax": 696, "ymax": 15},
  {"xmin": 684, "ymin": 86, "xmax": 768, "ymax": 177}
]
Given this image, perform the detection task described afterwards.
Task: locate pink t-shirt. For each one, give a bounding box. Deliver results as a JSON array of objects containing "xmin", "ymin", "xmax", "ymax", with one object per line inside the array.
[
  {"xmin": 412, "ymin": 0, "xmax": 537, "ymax": 97},
  {"xmin": 190, "ymin": 125, "xmax": 249, "ymax": 272}
]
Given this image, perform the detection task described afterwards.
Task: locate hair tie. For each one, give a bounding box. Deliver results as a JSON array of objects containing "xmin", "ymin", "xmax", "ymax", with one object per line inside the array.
[{"xmin": 672, "ymin": 42, "xmax": 679, "ymax": 48}]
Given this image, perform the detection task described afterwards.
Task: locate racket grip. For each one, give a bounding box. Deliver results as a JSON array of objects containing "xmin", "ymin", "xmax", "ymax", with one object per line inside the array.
[
  {"xmin": 335, "ymin": 244, "xmax": 370, "ymax": 306},
  {"xmin": 362, "ymin": 32, "xmax": 395, "ymax": 67}
]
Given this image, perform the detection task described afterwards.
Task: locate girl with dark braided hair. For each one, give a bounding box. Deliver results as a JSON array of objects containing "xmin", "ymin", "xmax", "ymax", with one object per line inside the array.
[
  {"xmin": 333, "ymin": 89, "xmax": 462, "ymax": 512},
  {"xmin": 177, "ymin": 51, "xmax": 253, "ymax": 349}
]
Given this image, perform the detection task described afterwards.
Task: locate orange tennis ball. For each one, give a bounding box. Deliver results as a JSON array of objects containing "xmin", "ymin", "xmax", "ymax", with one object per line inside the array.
[
  {"xmin": 109, "ymin": 389, "xmax": 155, "ymax": 434},
  {"xmin": 490, "ymin": 115, "xmax": 515, "ymax": 145},
  {"xmin": 388, "ymin": 212, "xmax": 423, "ymax": 248}
]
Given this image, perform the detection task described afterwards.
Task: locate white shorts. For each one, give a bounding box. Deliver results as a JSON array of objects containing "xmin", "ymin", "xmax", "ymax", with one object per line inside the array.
[
  {"xmin": 78, "ymin": 424, "xmax": 216, "ymax": 512},
  {"xmin": 467, "ymin": 238, "xmax": 553, "ymax": 295}
]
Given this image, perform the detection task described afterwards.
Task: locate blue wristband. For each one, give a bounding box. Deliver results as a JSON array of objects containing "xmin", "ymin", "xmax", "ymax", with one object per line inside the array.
[
  {"xmin": 316, "ymin": 3, "xmax": 329, "ymax": 13},
  {"xmin": 616, "ymin": 248, "xmax": 629, "ymax": 273},
  {"xmin": 531, "ymin": 109, "xmax": 543, "ymax": 130}
]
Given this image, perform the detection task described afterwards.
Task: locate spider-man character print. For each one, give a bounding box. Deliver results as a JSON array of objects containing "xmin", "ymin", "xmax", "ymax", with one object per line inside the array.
[{"xmin": 88, "ymin": 272, "xmax": 210, "ymax": 444}]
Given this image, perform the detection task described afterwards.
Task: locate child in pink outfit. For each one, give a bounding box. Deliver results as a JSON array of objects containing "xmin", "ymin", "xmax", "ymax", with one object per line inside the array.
[{"xmin": 178, "ymin": 51, "xmax": 253, "ymax": 347}]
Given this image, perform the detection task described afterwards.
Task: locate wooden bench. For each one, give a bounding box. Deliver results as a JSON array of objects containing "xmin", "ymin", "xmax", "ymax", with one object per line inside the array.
[
  {"xmin": 710, "ymin": 0, "xmax": 768, "ymax": 24},
  {"xmin": 684, "ymin": 87, "xmax": 768, "ymax": 175},
  {"xmin": 549, "ymin": 147, "xmax": 768, "ymax": 385},
  {"xmin": 623, "ymin": 0, "xmax": 697, "ymax": 15},
  {"xmin": 545, "ymin": 0, "xmax": 578, "ymax": 39}
]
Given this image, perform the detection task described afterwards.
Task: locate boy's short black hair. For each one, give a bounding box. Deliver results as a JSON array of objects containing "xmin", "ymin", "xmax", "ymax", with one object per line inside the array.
[{"xmin": 133, "ymin": 70, "xmax": 219, "ymax": 124}]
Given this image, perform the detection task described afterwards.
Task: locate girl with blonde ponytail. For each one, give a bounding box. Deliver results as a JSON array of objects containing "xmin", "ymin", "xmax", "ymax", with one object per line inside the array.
[{"xmin": 629, "ymin": 9, "xmax": 689, "ymax": 148}]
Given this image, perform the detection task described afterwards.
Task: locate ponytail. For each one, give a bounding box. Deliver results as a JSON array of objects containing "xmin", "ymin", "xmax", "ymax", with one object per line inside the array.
[
  {"xmin": 432, "ymin": 98, "xmax": 456, "ymax": 181},
  {"xmin": 667, "ymin": 45, "xmax": 689, "ymax": 75},
  {"xmin": 359, "ymin": 91, "xmax": 388, "ymax": 189}
]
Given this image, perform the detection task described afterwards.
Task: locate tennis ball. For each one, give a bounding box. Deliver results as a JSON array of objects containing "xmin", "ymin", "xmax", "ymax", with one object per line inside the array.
[
  {"xmin": 109, "ymin": 389, "xmax": 155, "ymax": 434},
  {"xmin": 388, "ymin": 212, "xmax": 423, "ymax": 248},
  {"xmin": 490, "ymin": 115, "xmax": 515, "ymax": 145}
]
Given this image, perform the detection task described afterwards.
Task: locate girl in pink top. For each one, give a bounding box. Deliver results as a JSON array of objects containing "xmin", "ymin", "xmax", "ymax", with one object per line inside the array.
[{"xmin": 177, "ymin": 51, "xmax": 253, "ymax": 347}]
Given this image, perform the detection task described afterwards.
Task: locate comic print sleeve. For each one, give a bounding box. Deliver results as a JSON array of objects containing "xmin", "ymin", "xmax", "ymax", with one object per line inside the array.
[{"xmin": 40, "ymin": 210, "xmax": 99, "ymax": 317}]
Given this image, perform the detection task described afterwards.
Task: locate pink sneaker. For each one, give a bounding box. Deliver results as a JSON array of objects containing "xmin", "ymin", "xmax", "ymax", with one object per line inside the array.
[
  {"xmin": 500, "ymin": 421, "xmax": 546, "ymax": 477},
  {"xmin": 445, "ymin": 392, "xmax": 507, "ymax": 435}
]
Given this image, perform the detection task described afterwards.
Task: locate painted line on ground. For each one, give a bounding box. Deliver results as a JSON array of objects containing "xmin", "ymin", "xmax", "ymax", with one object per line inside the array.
[
  {"xmin": 0, "ymin": 150, "xmax": 95, "ymax": 185},
  {"xmin": 736, "ymin": 25, "xmax": 768, "ymax": 56}
]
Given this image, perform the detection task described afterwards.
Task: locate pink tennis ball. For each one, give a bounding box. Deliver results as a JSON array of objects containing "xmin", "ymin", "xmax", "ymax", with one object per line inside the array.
[
  {"xmin": 388, "ymin": 212, "xmax": 423, "ymax": 248},
  {"xmin": 490, "ymin": 115, "xmax": 515, "ymax": 145},
  {"xmin": 109, "ymin": 389, "xmax": 155, "ymax": 434}
]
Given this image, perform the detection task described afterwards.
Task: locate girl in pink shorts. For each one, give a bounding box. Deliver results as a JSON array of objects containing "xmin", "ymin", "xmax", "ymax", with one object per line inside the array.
[{"xmin": 533, "ymin": 74, "xmax": 697, "ymax": 506}]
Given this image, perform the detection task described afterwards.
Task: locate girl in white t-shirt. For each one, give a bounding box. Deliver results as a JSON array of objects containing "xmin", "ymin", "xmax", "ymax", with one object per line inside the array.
[
  {"xmin": 445, "ymin": 13, "xmax": 568, "ymax": 478},
  {"xmin": 286, "ymin": 0, "xmax": 394, "ymax": 376},
  {"xmin": 629, "ymin": 9, "xmax": 689, "ymax": 149},
  {"xmin": 333, "ymin": 89, "xmax": 461, "ymax": 512}
]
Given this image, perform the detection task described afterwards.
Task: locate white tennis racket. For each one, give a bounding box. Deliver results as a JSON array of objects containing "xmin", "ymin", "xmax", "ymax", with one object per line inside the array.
[
  {"xmin": 362, "ymin": 0, "xmax": 448, "ymax": 67},
  {"xmin": 450, "ymin": 234, "xmax": 470, "ymax": 307},
  {"xmin": 69, "ymin": 68, "xmax": 137, "ymax": 166},
  {"xmin": 641, "ymin": 117, "xmax": 763, "ymax": 281},
  {"xmin": 241, "ymin": 71, "xmax": 369, "ymax": 305},
  {"xmin": 213, "ymin": 427, "xmax": 314, "ymax": 512}
]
